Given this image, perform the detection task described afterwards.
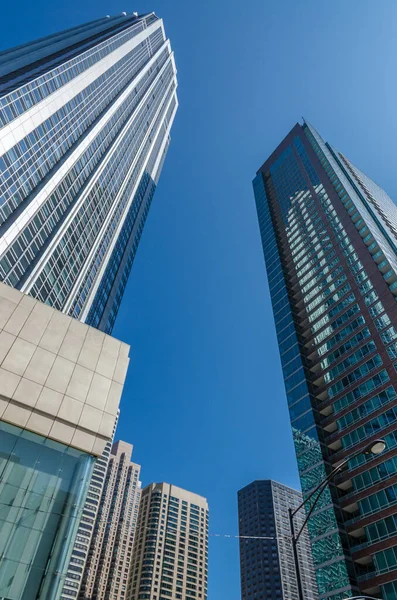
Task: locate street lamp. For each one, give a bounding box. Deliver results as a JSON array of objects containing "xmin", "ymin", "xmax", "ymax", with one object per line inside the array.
[{"xmin": 289, "ymin": 439, "xmax": 386, "ymax": 600}]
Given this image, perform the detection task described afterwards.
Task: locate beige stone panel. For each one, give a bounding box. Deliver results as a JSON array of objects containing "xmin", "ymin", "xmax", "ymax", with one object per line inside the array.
[
  {"xmin": 0, "ymin": 330, "xmax": 16, "ymax": 363},
  {"xmin": 3, "ymin": 402, "xmax": 31, "ymax": 428},
  {"xmin": 4, "ymin": 304, "xmax": 32, "ymax": 336},
  {"xmin": 2, "ymin": 338, "xmax": 36, "ymax": 375},
  {"xmin": 91, "ymin": 435, "xmax": 107, "ymax": 456},
  {"xmin": 24, "ymin": 347, "xmax": 56, "ymax": 385},
  {"xmin": 0, "ymin": 367, "xmax": 21, "ymax": 397},
  {"xmin": 26, "ymin": 411, "xmax": 54, "ymax": 437},
  {"xmin": 77, "ymin": 339, "xmax": 102, "ymax": 371},
  {"xmin": 0, "ymin": 397, "xmax": 9, "ymax": 418},
  {"xmin": 13, "ymin": 378, "xmax": 43, "ymax": 407},
  {"xmin": 19, "ymin": 302, "xmax": 53, "ymax": 345},
  {"xmin": 49, "ymin": 419, "xmax": 76, "ymax": 445},
  {"xmin": 58, "ymin": 324, "xmax": 87, "ymax": 362},
  {"xmin": 0, "ymin": 283, "xmax": 22, "ymax": 304},
  {"xmin": 104, "ymin": 381, "xmax": 123, "ymax": 414},
  {"xmin": 45, "ymin": 355, "xmax": 75, "ymax": 394},
  {"xmin": 19, "ymin": 294, "xmax": 37, "ymax": 311},
  {"xmin": 119, "ymin": 341, "xmax": 130, "ymax": 358},
  {"xmin": 39, "ymin": 311, "xmax": 71, "ymax": 354},
  {"xmin": 35, "ymin": 387, "xmax": 64, "ymax": 417},
  {"xmin": 71, "ymin": 429, "xmax": 96, "ymax": 454},
  {"xmin": 85, "ymin": 327, "xmax": 105, "ymax": 349},
  {"xmin": 102, "ymin": 335, "xmax": 121, "ymax": 357},
  {"xmin": 86, "ymin": 372, "xmax": 111, "ymax": 410},
  {"xmin": 96, "ymin": 350, "xmax": 117, "ymax": 379},
  {"xmin": 0, "ymin": 296, "xmax": 18, "ymax": 329},
  {"xmin": 113, "ymin": 355, "xmax": 129, "ymax": 385},
  {"xmin": 0, "ymin": 282, "xmax": 130, "ymax": 455},
  {"xmin": 98, "ymin": 412, "xmax": 115, "ymax": 438},
  {"xmin": 79, "ymin": 404, "xmax": 103, "ymax": 432},
  {"xmin": 66, "ymin": 364, "xmax": 94, "ymax": 402},
  {"xmin": 58, "ymin": 396, "xmax": 84, "ymax": 425},
  {"xmin": 68, "ymin": 318, "xmax": 90, "ymax": 338}
]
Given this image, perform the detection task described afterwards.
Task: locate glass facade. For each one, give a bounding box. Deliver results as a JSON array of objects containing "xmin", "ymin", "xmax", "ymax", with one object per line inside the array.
[
  {"xmin": 0, "ymin": 420, "xmax": 94, "ymax": 600},
  {"xmin": 253, "ymin": 121, "xmax": 397, "ymax": 599},
  {"xmin": 0, "ymin": 11, "xmax": 178, "ymax": 335},
  {"xmin": 238, "ymin": 480, "xmax": 318, "ymax": 600}
]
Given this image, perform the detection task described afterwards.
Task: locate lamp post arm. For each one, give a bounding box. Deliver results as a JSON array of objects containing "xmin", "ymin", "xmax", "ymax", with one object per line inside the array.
[
  {"xmin": 293, "ymin": 476, "xmax": 331, "ymax": 543},
  {"xmin": 290, "ymin": 455, "xmax": 351, "ymax": 520}
]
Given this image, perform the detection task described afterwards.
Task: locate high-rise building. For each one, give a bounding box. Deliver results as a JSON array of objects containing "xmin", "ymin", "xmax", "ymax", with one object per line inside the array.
[
  {"xmin": 238, "ymin": 480, "xmax": 318, "ymax": 600},
  {"xmin": 253, "ymin": 120, "xmax": 397, "ymax": 599},
  {"xmin": 78, "ymin": 440, "xmax": 141, "ymax": 600},
  {"xmin": 0, "ymin": 11, "xmax": 178, "ymax": 334},
  {"xmin": 127, "ymin": 483, "xmax": 209, "ymax": 600},
  {"xmin": 61, "ymin": 414, "xmax": 119, "ymax": 599},
  {"xmin": 0, "ymin": 12, "xmax": 177, "ymax": 600},
  {"xmin": 0, "ymin": 281, "xmax": 130, "ymax": 600}
]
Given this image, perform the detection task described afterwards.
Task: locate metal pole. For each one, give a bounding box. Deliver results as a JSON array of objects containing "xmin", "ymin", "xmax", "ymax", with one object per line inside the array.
[{"xmin": 289, "ymin": 507, "xmax": 304, "ymax": 600}]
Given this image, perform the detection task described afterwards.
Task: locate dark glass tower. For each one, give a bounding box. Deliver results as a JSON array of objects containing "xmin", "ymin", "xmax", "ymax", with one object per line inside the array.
[
  {"xmin": 253, "ymin": 121, "xmax": 397, "ymax": 600},
  {"xmin": 238, "ymin": 480, "xmax": 318, "ymax": 600},
  {"xmin": 0, "ymin": 11, "xmax": 178, "ymax": 333}
]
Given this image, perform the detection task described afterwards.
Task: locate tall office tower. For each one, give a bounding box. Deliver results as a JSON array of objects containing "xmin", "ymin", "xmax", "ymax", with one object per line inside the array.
[
  {"xmin": 253, "ymin": 120, "xmax": 397, "ymax": 599},
  {"xmin": 0, "ymin": 281, "xmax": 130, "ymax": 600},
  {"xmin": 78, "ymin": 440, "xmax": 141, "ymax": 600},
  {"xmin": 127, "ymin": 483, "xmax": 209, "ymax": 600},
  {"xmin": 238, "ymin": 480, "xmax": 318, "ymax": 600},
  {"xmin": 0, "ymin": 14, "xmax": 177, "ymax": 600},
  {"xmin": 61, "ymin": 414, "xmax": 119, "ymax": 599},
  {"xmin": 0, "ymin": 11, "xmax": 178, "ymax": 334}
]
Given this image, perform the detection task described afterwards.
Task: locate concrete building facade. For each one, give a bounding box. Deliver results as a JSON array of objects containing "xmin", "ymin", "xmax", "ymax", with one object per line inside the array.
[
  {"xmin": 79, "ymin": 440, "xmax": 141, "ymax": 600},
  {"xmin": 0, "ymin": 281, "xmax": 129, "ymax": 600},
  {"xmin": 61, "ymin": 416, "xmax": 119, "ymax": 599},
  {"xmin": 127, "ymin": 483, "xmax": 208, "ymax": 600},
  {"xmin": 238, "ymin": 480, "xmax": 318, "ymax": 600}
]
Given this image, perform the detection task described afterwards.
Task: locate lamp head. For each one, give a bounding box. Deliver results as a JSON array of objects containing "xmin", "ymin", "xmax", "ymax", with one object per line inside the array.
[{"xmin": 363, "ymin": 439, "xmax": 386, "ymax": 456}]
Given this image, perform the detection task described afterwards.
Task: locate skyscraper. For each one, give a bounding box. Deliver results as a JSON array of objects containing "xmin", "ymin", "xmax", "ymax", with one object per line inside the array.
[
  {"xmin": 61, "ymin": 414, "xmax": 119, "ymax": 600},
  {"xmin": 127, "ymin": 483, "xmax": 209, "ymax": 600},
  {"xmin": 253, "ymin": 121, "xmax": 397, "ymax": 599},
  {"xmin": 0, "ymin": 12, "xmax": 177, "ymax": 600},
  {"xmin": 0, "ymin": 10, "xmax": 178, "ymax": 334},
  {"xmin": 78, "ymin": 441, "xmax": 141, "ymax": 600},
  {"xmin": 238, "ymin": 480, "xmax": 318, "ymax": 600}
]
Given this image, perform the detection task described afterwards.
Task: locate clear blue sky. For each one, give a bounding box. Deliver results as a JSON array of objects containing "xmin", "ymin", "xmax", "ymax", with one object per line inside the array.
[{"xmin": 2, "ymin": 0, "xmax": 397, "ymax": 597}]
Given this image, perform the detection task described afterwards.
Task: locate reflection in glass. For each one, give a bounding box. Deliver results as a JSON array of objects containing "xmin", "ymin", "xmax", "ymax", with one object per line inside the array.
[{"xmin": 0, "ymin": 421, "xmax": 94, "ymax": 600}]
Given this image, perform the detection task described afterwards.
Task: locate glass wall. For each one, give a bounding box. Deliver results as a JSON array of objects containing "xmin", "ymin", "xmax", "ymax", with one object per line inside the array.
[{"xmin": 0, "ymin": 420, "xmax": 94, "ymax": 600}]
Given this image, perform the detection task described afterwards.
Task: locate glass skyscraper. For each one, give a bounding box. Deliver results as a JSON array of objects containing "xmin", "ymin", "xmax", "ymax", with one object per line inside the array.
[
  {"xmin": 0, "ymin": 10, "xmax": 178, "ymax": 334},
  {"xmin": 253, "ymin": 121, "xmax": 397, "ymax": 600},
  {"xmin": 238, "ymin": 480, "xmax": 318, "ymax": 600},
  {"xmin": 0, "ymin": 12, "xmax": 177, "ymax": 600}
]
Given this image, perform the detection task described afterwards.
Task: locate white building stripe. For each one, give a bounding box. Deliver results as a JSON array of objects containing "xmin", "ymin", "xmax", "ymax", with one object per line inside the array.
[
  {"xmin": 78, "ymin": 90, "xmax": 178, "ymax": 320},
  {"xmin": 0, "ymin": 39, "xmax": 170, "ymax": 258},
  {"xmin": 22, "ymin": 54, "xmax": 175, "ymax": 294},
  {"xmin": 0, "ymin": 20, "xmax": 161, "ymax": 155}
]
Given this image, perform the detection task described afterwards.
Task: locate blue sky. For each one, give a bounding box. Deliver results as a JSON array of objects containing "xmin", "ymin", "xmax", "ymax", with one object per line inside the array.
[{"xmin": 2, "ymin": 0, "xmax": 397, "ymax": 597}]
